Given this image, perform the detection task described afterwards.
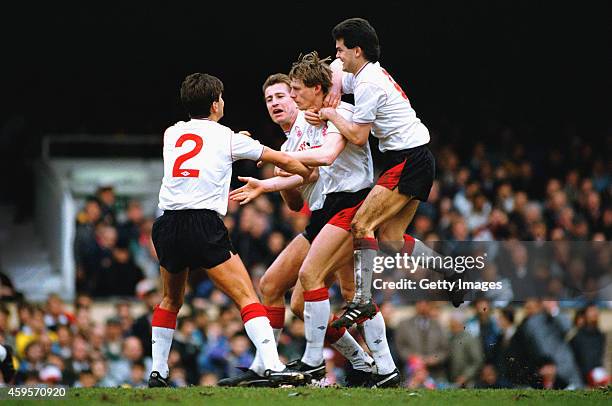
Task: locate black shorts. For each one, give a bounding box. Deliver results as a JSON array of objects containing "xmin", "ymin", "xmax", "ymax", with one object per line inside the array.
[
  {"xmin": 152, "ymin": 209, "xmax": 236, "ymax": 273},
  {"xmin": 302, "ymin": 208, "xmax": 327, "ymax": 244},
  {"xmin": 376, "ymin": 144, "xmax": 435, "ymax": 201},
  {"xmin": 301, "ymin": 188, "xmax": 370, "ymax": 242}
]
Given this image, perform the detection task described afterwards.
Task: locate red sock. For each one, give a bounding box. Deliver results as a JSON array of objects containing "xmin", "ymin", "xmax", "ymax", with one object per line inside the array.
[
  {"xmin": 263, "ymin": 305, "xmax": 285, "ymax": 329},
  {"xmin": 152, "ymin": 305, "xmax": 178, "ymax": 329},
  {"xmin": 353, "ymin": 237, "xmax": 379, "ymax": 251},
  {"xmin": 303, "ymin": 287, "xmax": 329, "ymax": 302},
  {"xmin": 240, "ymin": 303, "xmax": 268, "ymax": 323}
]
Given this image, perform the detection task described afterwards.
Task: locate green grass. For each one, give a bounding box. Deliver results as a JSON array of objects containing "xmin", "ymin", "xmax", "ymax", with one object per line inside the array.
[{"xmin": 3, "ymin": 386, "xmax": 611, "ymax": 405}]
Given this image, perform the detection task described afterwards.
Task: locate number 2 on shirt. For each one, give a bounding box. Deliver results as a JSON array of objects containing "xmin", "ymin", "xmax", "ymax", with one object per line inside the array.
[
  {"xmin": 381, "ymin": 68, "xmax": 408, "ymax": 101},
  {"xmin": 172, "ymin": 133, "xmax": 203, "ymax": 177}
]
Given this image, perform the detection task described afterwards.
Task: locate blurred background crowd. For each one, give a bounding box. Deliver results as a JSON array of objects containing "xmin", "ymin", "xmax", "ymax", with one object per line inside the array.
[{"xmin": 0, "ymin": 133, "xmax": 610, "ymax": 389}]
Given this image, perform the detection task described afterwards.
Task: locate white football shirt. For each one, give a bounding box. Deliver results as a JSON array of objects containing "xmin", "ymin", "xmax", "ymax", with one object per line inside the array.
[
  {"xmin": 342, "ymin": 62, "xmax": 430, "ymax": 152},
  {"xmin": 319, "ymin": 102, "xmax": 373, "ymax": 194},
  {"xmin": 282, "ymin": 111, "xmax": 325, "ymax": 211},
  {"xmin": 158, "ymin": 118, "xmax": 264, "ymax": 215}
]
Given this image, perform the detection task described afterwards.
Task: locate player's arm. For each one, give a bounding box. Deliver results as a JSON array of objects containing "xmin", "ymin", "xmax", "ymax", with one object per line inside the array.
[
  {"xmin": 230, "ymin": 170, "xmax": 319, "ymax": 206},
  {"xmin": 323, "ymin": 59, "xmax": 345, "ymax": 108},
  {"xmin": 318, "ymin": 109, "xmax": 371, "ymax": 147},
  {"xmin": 260, "ymin": 147, "xmax": 313, "ymax": 180},
  {"xmin": 286, "ymin": 131, "xmax": 347, "ymax": 166}
]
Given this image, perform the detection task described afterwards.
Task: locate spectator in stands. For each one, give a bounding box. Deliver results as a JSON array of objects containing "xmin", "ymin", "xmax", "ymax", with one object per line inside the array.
[
  {"xmin": 448, "ymin": 311, "xmax": 484, "ymax": 387},
  {"xmin": 532, "ymin": 356, "xmax": 569, "ymax": 390},
  {"xmin": 15, "ymin": 341, "xmax": 45, "ymax": 384},
  {"xmin": 74, "ymin": 197, "xmax": 102, "ymax": 270},
  {"xmin": 118, "ymin": 199, "xmax": 144, "ymax": 249},
  {"xmin": 103, "ymin": 318, "xmax": 124, "ymax": 361},
  {"xmin": 475, "ymin": 364, "xmax": 509, "ymax": 389},
  {"xmin": 509, "ymin": 300, "xmax": 582, "ymax": 388},
  {"xmin": 131, "ymin": 280, "xmax": 160, "ymax": 358},
  {"xmin": 15, "ymin": 305, "xmax": 57, "ymax": 359},
  {"xmin": 395, "ymin": 301, "xmax": 449, "ymax": 381},
  {"xmin": 570, "ymin": 304, "xmax": 607, "ymax": 386},
  {"xmin": 96, "ymin": 186, "xmax": 117, "ymax": 225},
  {"xmin": 173, "ymin": 316, "xmax": 201, "ymax": 385},
  {"xmin": 108, "ymin": 336, "xmax": 151, "ymax": 385},
  {"xmin": 465, "ymin": 297, "xmax": 501, "ymax": 363},
  {"xmin": 404, "ymin": 355, "xmax": 437, "ymax": 389},
  {"xmin": 44, "ymin": 293, "xmax": 75, "ymax": 332}
]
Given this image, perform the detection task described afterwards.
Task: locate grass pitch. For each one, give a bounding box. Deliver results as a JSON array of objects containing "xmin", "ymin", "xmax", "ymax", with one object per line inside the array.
[{"xmin": 3, "ymin": 386, "xmax": 611, "ymax": 405}]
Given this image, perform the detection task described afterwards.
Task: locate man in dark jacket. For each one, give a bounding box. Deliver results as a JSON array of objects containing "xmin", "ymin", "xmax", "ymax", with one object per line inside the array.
[{"xmin": 570, "ymin": 304, "xmax": 606, "ymax": 384}]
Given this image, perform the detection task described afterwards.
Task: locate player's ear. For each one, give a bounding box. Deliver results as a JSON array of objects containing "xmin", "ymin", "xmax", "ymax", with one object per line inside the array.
[
  {"xmin": 354, "ymin": 46, "xmax": 363, "ymax": 59},
  {"xmin": 211, "ymin": 100, "xmax": 219, "ymax": 114}
]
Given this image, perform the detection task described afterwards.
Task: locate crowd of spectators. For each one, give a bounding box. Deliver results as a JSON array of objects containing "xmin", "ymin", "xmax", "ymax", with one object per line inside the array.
[
  {"xmin": 0, "ymin": 134, "xmax": 609, "ymax": 388},
  {"xmin": 0, "ymin": 293, "xmax": 609, "ymax": 389}
]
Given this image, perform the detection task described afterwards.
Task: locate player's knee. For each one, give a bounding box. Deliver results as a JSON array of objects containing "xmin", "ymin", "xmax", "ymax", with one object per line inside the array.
[
  {"xmin": 298, "ymin": 267, "xmax": 319, "ymax": 291},
  {"xmin": 350, "ymin": 217, "xmax": 371, "ymax": 238},
  {"xmin": 259, "ymin": 274, "xmax": 279, "ymax": 303}
]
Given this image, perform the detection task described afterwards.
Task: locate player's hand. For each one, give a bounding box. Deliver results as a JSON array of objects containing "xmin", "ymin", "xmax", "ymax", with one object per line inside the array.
[
  {"xmin": 323, "ymin": 87, "xmax": 341, "ymax": 108},
  {"xmin": 238, "ymin": 130, "xmax": 252, "ymax": 137},
  {"xmin": 229, "ymin": 176, "xmax": 265, "ymax": 205},
  {"xmin": 318, "ymin": 107, "xmax": 336, "ymax": 121},
  {"xmin": 305, "ymin": 110, "xmax": 323, "ymax": 126}
]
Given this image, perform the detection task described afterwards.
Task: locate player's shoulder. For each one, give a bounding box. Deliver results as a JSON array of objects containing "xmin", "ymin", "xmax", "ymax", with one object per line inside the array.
[
  {"xmin": 335, "ymin": 101, "xmax": 354, "ymax": 121},
  {"xmin": 356, "ymin": 62, "xmax": 388, "ymax": 86}
]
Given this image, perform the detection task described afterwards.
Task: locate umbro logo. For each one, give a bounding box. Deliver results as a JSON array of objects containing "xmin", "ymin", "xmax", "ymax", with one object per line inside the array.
[
  {"xmin": 352, "ymin": 351, "xmax": 358, "ymax": 356},
  {"xmin": 152, "ymin": 340, "xmax": 156, "ymax": 344},
  {"xmin": 180, "ymin": 171, "xmax": 190, "ymax": 177},
  {"xmin": 262, "ymin": 339, "xmax": 270, "ymax": 344},
  {"xmin": 374, "ymin": 339, "xmax": 382, "ymax": 344},
  {"xmin": 317, "ymin": 326, "xmax": 326, "ymax": 330}
]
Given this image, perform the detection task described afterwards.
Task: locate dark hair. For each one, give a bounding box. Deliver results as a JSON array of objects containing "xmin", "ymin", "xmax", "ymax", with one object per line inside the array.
[
  {"xmin": 289, "ymin": 51, "xmax": 333, "ymax": 95},
  {"xmin": 180, "ymin": 73, "xmax": 224, "ymax": 118},
  {"xmin": 332, "ymin": 18, "xmax": 380, "ymax": 62},
  {"xmin": 262, "ymin": 73, "xmax": 291, "ymax": 94}
]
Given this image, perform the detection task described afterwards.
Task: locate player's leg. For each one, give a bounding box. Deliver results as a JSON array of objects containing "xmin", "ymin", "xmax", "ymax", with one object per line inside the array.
[
  {"xmin": 298, "ymin": 225, "xmax": 350, "ymax": 369},
  {"xmin": 205, "ymin": 254, "xmax": 286, "ymax": 371},
  {"xmin": 259, "ymin": 234, "xmax": 310, "ymax": 339},
  {"xmin": 331, "ymin": 252, "xmax": 377, "ymax": 380},
  {"xmin": 240, "ymin": 234, "xmax": 309, "ymax": 382},
  {"xmin": 210, "ymin": 253, "xmax": 311, "ymax": 386},
  {"xmin": 150, "ymin": 266, "xmax": 188, "ymax": 387},
  {"xmin": 350, "ymin": 185, "xmax": 413, "ymax": 305},
  {"xmin": 377, "ymin": 201, "xmax": 464, "ymax": 306}
]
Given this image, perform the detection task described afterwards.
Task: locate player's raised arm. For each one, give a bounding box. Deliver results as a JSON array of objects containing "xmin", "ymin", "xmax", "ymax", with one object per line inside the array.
[
  {"xmin": 286, "ymin": 131, "xmax": 346, "ymax": 167},
  {"xmin": 318, "ymin": 108, "xmax": 371, "ymax": 147},
  {"xmin": 323, "ymin": 58, "xmax": 344, "ymax": 108}
]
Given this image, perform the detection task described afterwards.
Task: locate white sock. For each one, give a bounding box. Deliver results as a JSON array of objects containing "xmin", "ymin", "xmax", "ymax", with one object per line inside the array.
[
  {"xmin": 244, "ymin": 316, "xmax": 284, "ymax": 372},
  {"xmin": 249, "ymin": 327, "xmax": 282, "ymax": 375},
  {"xmin": 0, "ymin": 344, "xmax": 6, "ymax": 362},
  {"xmin": 301, "ymin": 299, "xmax": 330, "ymax": 367},
  {"xmin": 331, "ymin": 331, "xmax": 374, "ymax": 372},
  {"xmin": 273, "ymin": 328, "xmax": 282, "ymax": 344},
  {"xmin": 363, "ymin": 313, "xmax": 396, "ymax": 375},
  {"xmin": 151, "ymin": 326, "xmax": 174, "ymax": 377}
]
